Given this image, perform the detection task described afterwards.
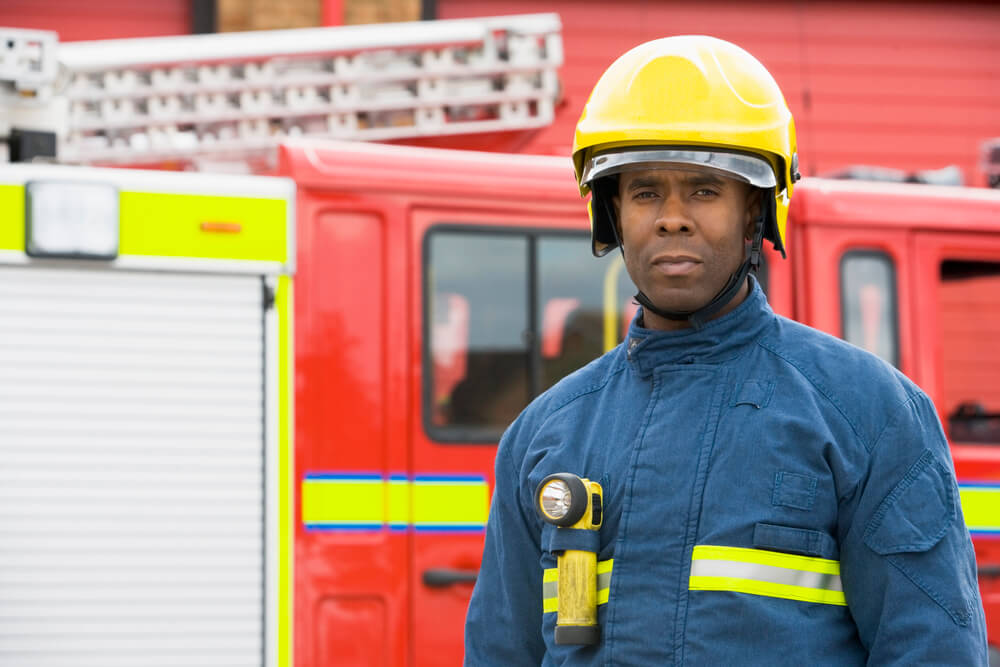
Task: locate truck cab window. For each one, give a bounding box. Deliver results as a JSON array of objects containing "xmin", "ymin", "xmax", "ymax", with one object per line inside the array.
[
  {"xmin": 840, "ymin": 250, "xmax": 899, "ymax": 367},
  {"xmin": 537, "ymin": 238, "xmax": 605, "ymax": 391},
  {"xmin": 939, "ymin": 260, "xmax": 1000, "ymax": 444},
  {"xmin": 427, "ymin": 232, "xmax": 530, "ymax": 440},
  {"xmin": 425, "ymin": 229, "xmax": 610, "ymax": 442}
]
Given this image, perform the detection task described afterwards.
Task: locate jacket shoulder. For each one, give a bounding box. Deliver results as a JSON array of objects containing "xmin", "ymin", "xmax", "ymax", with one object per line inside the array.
[
  {"xmin": 501, "ymin": 346, "xmax": 623, "ymax": 446},
  {"xmin": 758, "ymin": 316, "xmax": 925, "ymax": 449}
]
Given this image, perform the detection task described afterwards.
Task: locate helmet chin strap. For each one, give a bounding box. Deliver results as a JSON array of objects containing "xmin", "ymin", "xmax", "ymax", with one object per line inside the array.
[{"xmin": 606, "ymin": 195, "xmax": 767, "ymax": 330}]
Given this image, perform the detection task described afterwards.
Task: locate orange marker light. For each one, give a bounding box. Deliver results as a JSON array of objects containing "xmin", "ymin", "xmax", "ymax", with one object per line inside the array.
[{"xmin": 199, "ymin": 221, "xmax": 243, "ymax": 234}]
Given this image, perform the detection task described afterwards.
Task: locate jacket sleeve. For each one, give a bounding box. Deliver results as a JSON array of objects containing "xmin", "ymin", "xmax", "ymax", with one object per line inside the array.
[
  {"xmin": 464, "ymin": 422, "xmax": 545, "ymax": 665},
  {"xmin": 840, "ymin": 392, "xmax": 987, "ymax": 665}
]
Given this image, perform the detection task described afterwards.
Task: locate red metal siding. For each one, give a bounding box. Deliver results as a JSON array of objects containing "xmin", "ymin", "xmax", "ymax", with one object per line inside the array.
[
  {"xmin": 0, "ymin": 0, "xmax": 190, "ymax": 41},
  {"xmin": 439, "ymin": 0, "xmax": 1000, "ymax": 185}
]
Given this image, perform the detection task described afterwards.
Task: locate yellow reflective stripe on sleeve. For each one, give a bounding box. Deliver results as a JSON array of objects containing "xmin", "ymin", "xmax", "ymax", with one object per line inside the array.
[
  {"xmin": 542, "ymin": 558, "xmax": 614, "ymax": 613},
  {"xmin": 689, "ymin": 545, "xmax": 846, "ymax": 606},
  {"xmin": 959, "ymin": 485, "xmax": 1000, "ymax": 534}
]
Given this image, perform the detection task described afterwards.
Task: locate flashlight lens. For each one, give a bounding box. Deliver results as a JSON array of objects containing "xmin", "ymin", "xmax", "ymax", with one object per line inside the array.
[{"xmin": 541, "ymin": 480, "xmax": 572, "ymax": 519}]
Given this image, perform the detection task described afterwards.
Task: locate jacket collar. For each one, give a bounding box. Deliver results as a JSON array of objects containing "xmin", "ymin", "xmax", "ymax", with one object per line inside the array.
[{"xmin": 625, "ymin": 277, "xmax": 774, "ymax": 378}]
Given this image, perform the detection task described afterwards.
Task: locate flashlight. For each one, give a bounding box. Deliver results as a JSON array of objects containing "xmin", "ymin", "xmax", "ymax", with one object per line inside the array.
[{"xmin": 535, "ymin": 472, "xmax": 603, "ymax": 645}]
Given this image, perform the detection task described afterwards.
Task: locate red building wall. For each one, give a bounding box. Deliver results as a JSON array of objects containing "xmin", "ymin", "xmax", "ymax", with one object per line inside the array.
[
  {"xmin": 440, "ymin": 0, "xmax": 1000, "ymax": 185},
  {"xmin": 0, "ymin": 0, "xmax": 190, "ymax": 41},
  {"xmin": 2, "ymin": 1, "xmax": 998, "ymax": 182}
]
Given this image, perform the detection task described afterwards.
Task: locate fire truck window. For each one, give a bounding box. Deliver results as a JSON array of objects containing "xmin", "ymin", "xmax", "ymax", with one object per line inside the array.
[
  {"xmin": 939, "ymin": 260, "xmax": 1000, "ymax": 444},
  {"xmin": 840, "ymin": 250, "xmax": 899, "ymax": 368},
  {"xmin": 427, "ymin": 232, "xmax": 530, "ymax": 439},
  {"xmin": 538, "ymin": 237, "xmax": 606, "ymax": 391}
]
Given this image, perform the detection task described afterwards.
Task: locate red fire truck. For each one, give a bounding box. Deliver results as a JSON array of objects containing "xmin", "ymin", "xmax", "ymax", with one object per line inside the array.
[
  {"xmin": 285, "ymin": 139, "xmax": 1000, "ymax": 665},
  {"xmin": 3, "ymin": 15, "xmax": 1000, "ymax": 666}
]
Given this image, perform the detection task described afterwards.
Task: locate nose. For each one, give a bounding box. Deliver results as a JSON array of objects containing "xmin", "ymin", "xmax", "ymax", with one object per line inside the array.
[{"xmin": 655, "ymin": 193, "xmax": 692, "ymax": 234}]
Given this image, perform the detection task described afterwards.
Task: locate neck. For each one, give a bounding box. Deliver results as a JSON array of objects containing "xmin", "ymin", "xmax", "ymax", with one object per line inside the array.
[{"xmin": 640, "ymin": 278, "xmax": 752, "ymax": 332}]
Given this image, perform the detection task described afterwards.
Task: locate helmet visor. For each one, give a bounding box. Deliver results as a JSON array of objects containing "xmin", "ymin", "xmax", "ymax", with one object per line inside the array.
[{"xmin": 581, "ymin": 148, "xmax": 777, "ymax": 189}]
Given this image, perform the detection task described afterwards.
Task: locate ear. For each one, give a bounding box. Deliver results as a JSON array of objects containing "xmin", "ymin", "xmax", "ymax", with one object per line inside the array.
[
  {"xmin": 744, "ymin": 188, "xmax": 762, "ymax": 239},
  {"xmin": 612, "ymin": 193, "xmax": 623, "ymax": 239}
]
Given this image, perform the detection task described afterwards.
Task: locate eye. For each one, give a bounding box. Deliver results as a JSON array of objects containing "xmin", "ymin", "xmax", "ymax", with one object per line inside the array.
[
  {"xmin": 693, "ymin": 188, "xmax": 719, "ymax": 198},
  {"xmin": 633, "ymin": 190, "xmax": 658, "ymax": 200}
]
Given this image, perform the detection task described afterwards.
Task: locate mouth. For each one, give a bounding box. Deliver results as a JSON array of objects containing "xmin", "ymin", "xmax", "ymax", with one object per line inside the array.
[{"xmin": 651, "ymin": 254, "xmax": 703, "ymax": 277}]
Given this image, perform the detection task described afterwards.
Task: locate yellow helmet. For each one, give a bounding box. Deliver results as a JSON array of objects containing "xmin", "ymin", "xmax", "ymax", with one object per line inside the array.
[{"xmin": 573, "ymin": 35, "xmax": 799, "ymax": 257}]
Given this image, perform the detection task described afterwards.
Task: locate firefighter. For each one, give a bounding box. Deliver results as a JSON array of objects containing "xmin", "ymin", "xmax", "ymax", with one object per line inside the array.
[{"xmin": 464, "ymin": 36, "xmax": 987, "ymax": 664}]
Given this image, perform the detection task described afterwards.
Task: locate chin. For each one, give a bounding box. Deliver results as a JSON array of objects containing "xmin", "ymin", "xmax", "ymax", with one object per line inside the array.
[{"xmin": 645, "ymin": 291, "xmax": 709, "ymax": 315}]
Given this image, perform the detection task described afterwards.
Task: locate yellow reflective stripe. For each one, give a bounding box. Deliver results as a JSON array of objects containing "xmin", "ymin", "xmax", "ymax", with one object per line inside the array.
[
  {"xmin": 689, "ymin": 575, "xmax": 847, "ymax": 606},
  {"xmin": 542, "ymin": 559, "xmax": 613, "ymax": 613},
  {"xmin": 411, "ymin": 478, "xmax": 489, "ymax": 529},
  {"xmin": 301, "ymin": 475, "xmax": 488, "ymax": 530},
  {"xmin": 387, "ymin": 478, "xmax": 410, "ymax": 528},
  {"xmin": 692, "ymin": 545, "xmax": 840, "ymax": 575},
  {"xmin": 0, "ymin": 184, "xmax": 24, "ymax": 251},
  {"xmin": 120, "ymin": 191, "xmax": 288, "ymax": 262},
  {"xmin": 959, "ymin": 485, "xmax": 1000, "ymax": 533},
  {"xmin": 690, "ymin": 545, "xmax": 845, "ymax": 606},
  {"xmin": 302, "ymin": 478, "xmax": 384, "ymax": 526},
  {"xmin": 276, "ymin": 276, "xmax": 294, "ymax": 667}
]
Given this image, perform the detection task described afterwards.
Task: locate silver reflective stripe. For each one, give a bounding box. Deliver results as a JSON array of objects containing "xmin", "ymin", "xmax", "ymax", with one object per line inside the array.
[
  {"xmin": 543, "ymin": 580, "xmax": 557, "ymax": 600},
  {"xmin": 596, "ymin": 569, "xmax": 612, "ymax": 592},
  {"xmin": 581, "ymin": 148, "xmax": 777, "ymax": 189},
  {"xmin": 690, "ymin": 558, "xmax": 843, "ymax": 592}
]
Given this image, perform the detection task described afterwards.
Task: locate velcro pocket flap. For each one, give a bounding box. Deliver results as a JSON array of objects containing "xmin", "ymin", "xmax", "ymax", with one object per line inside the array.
[
  {"xmin": 864, "ymin": 449, "xmax": 955, "ymax": 555},
  {"xmin": 730, "ymin": 380, "xmax": 774, "ymax": 409},
  {"xmin": 862, "ymin": 449, "xmax": 975, "ymax": 626},
  {"xmin": 753, "ymin": 522, "xmax": 838, "ymax": 559}
]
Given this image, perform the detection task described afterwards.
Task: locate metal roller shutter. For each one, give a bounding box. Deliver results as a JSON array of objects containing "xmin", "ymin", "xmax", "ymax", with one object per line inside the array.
[{"xmin": 0, "ymin": 265, "xmax": 265, "ymax": 667}]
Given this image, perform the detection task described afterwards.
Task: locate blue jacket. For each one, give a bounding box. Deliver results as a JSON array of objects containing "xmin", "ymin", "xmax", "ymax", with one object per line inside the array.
[{"xmin": 465, "ymin": 281, "xmax": 986, "ymax": 665}]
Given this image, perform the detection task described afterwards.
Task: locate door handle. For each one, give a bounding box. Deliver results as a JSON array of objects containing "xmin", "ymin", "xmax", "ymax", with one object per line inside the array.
[{"xmin": 422, "ymin": 568, "xmax": 479, "ymax": 587}]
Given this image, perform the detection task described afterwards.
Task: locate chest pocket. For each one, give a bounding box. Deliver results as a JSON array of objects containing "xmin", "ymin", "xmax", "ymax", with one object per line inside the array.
[
  {"xmin": 754, "ymin": 522, "xmax": 838, "ymax": 559},
  {"xmin": 757, "ymin": 472, "xmax": 838, "ymax": 559}
]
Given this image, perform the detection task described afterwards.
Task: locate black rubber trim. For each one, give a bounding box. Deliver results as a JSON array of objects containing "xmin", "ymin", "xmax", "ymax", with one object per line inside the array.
[
  {"xmin": 536, "ymin": 473, "xmax": 588, "ymax": 527},
  {"xmin": 555, "ymin": 624, "xmax": 600, "ymax": 645}
]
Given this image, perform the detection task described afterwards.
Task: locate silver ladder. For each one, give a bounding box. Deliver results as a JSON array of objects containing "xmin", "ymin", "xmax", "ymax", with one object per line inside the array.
[{"xmin": 0, "ymin": 14, "xmax": 562, "ymax": 166}]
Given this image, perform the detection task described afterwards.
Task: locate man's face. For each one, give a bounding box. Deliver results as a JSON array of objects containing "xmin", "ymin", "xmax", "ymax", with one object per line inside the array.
[{"xmin": 614, "ymin": 165, "xmax": 758, "ymax": 324}]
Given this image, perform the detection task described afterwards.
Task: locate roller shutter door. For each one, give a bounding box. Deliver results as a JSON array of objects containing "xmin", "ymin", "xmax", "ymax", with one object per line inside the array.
[{"xmin": 0, "ymin": 266, "xmax": 266, "ymax": 667}]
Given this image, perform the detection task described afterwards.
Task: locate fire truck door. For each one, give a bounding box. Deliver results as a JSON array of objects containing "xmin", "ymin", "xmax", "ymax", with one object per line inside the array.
[{"xmin": 411, "ymin": 210, "xmax": 610, "ymax": 665}]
